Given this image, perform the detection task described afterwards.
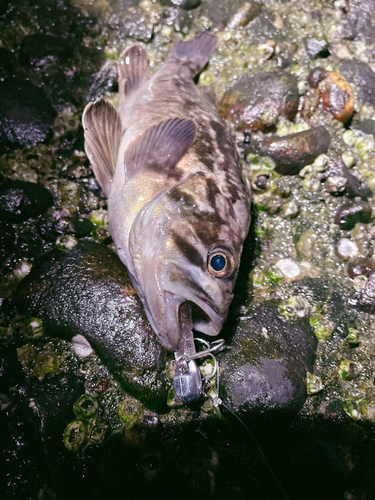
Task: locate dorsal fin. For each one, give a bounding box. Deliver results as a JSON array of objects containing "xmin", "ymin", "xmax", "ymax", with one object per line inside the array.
[
  {"xmin": 118, "ymin": 45, "xmax": 149, "ymax": 105},
  {"xmin": 124, "ymin": 118, "xmax": 196, "ymax": 181},
  {"xmin": 169, "ymin": 31, "xmax": 218, "ymax": 77},
  {"xmin": 82, "ymin": 97, "xmax": 123, "ymax": 196}
]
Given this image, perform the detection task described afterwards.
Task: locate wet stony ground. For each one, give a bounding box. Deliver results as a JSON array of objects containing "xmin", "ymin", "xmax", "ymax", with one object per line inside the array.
[{"xmin": 2, "ymin": 0, "xmax": 375, "ymax": 499}]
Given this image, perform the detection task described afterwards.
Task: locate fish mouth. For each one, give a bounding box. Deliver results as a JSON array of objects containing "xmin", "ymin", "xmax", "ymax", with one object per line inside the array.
[{"xmin": 154, "ymin": 262, "xmax": 227, "ymax": 352}]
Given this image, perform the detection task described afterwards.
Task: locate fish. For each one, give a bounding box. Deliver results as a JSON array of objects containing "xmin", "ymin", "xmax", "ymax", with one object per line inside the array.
[{"xmin": 82, "ymin": 31, "xmax": 251, "ymax": 354}]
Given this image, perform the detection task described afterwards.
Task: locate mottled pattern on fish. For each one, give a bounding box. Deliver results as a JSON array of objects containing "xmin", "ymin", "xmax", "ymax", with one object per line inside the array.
[{"xmin": 83, "ymin": 32, "xmax": 251, "ymax": 352}]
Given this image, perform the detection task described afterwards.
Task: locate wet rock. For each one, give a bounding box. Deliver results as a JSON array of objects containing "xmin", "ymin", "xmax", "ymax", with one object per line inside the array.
[
  {"xmin": 0, "ymin": 0, "xmax": 9, "ymax": 15},
  {"xmin": 347, "ymin": 258, "xmax": 375, "ymax": 279},
  {"xmin": 0, "ymin": 221, "xmax": 15, "ymax": 266},
  {"xmin": 0, "ymin": 178, "xmax": 54, "ymax": 223},
  {"xmin": 304, "ymin": 37, "xmax": 329, "ymax": 59},
  {"xmin": 246, "ymin": 14, "xmax": 285, "ymax": 44},
  {"xmin": 19, "ymin": 34, "xmax": 74, "ymax": 67},
  {"xmin": 16, "ymin": 240, "xmax": 169, "ymax": 411},
  {"xmin": 0, "ymin": 79, "xmax": 57, "ymax": 155},
  {"xmin": 249, "ymin": 126, "xmax": 331, "ymax": 175},
  {"xmin": 340, "ymin": 0, "xmax": 375, "ymax": 43},
  {"xmin": 86, "ymin": 63, "xmax": 118, "ymax": 102},
  {"xmin": 341, "ymin": 58, "xmax": 375, "ymax": 106},
  {"xmin": 306, "ymin": 68, "xmax": 354, "ymax": 122},
  {"xmin": 0, "ymin": 48, "xmax": 17, "ymax": 79},
  {"xmin": 201, "ymin": 0, "xmax": 261, "ymax": 30},
  {"xmin": 349, "ymin": 269, "xmax": 375, "ymax": 312},
  {"xmin": 319, "ymin": 71, "xmax": 354, "ymax": 123},
  {"xmin": 173, "ymin": 10, "xmax": 193, "ymax": 33},
  {"xmin": 220, "ymin": 70, "xmax": 299, "ymax": 132},
  {"xmin": 320, "ymin": 157, "xmax": 372, "ymax": 199},
  {"xmin": 334, "ymin": 201, "xmax": 372, "ymax": 230},
  {"xmin": 351, "ymin": 119, "xmax": 375, "ymax": 137},
  {"xmin": 307, "ymin": 67, "xmax": 327, "ymax": 88},
  {"xmin": 54, "ymin": 215, "xmax": 95, "ymax": 238},
  {"xmin": 109, "ymin": 8, "xmax": 154, "ymax": 42},
  {"xmin": 220, "ymin": 304, "xmax": 317, "ymax": 427},
  {"xmin": 2, "ymin": 372, "xmax": 87, "ymax": 499},
  {"xmin": 170, "ymin": 0, "xmax": 200, "ymax": 9}
]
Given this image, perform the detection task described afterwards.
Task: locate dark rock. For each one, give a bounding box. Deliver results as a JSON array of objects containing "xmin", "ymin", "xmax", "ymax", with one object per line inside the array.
[
  {"xmin": 16, "ymin": 240, "xmax": 169, "ymax": 411},
  {"xmin": 0, "ymin": 220, "xmax": 15, "ymax": 266},
  {"xmin": 304, "ymin": 37, "xmax": 330, "ymax": 59},
  {"xmin": 220, "ymin": 70, "xmax": 299, "ymax": 132},
  {"xmin": 307, "ymin": 68, "xmax": 354, "ymax": 122},
  {"xmin": 86, "ymin": 63, "xmax": 118, "ymax": 102},
  {"xmin": 248, "ymin": 126, "xmax": 331, "ymax": 175},
  {"xmin": 349, "ymin": 269, "xmax": 375, "ymax": 312},
  {"xmin": 276, "ymin": 55, "xmax": 293, "ymax": 69},
  {"xmin": 19, "ymin": 34, "xmax": 74, "ymax": 67},
  {"xmin": 54, "ymin": 216, "xmax": 95, "ymax": 237},
  {"xmin": 320, "ymin": 71, "xmax": 354, "ymax": 123},
  {"xmin": 334, "ymin": 201, "xmax": 372, "ymax": 230},
  {"xmin": 307, "ymin": 66, "xmax": 327, "ymax": 88},
  {"xmin": 341, "ymin": 58, "xmax": 375, "ymax": 106},
  {"xmin": 2, "ymin": 372, "xmax": 87, "ymax": 500},
  {"xmin": 310, "ymin": 9, "xmax": 322, "ymax": 22},
  {"xmin": 0, "ymin": 79, "xmax": 57, "ymax": 154},
  {"xmin": 174, "ymin": 10, "xmax": 193, "ymax": 33},
  {"xmin": 347, "ymin": 258, "xmax": 375, "ymax": 279},
  {"xmin": 108, "ymin": 0, "xmax": 140, "ymax": 7},
  {"xmin": 340, "ymin": 0, "xmax": 375, "ymax": 43},
  {"xmin": 0, "ymin": 48, "xmax": 17, "ymax": 79},
  {"xmin": 220, "ymin": 304, "xmax": 317, "ymax": 427},
  {"xmin": 321, "ymin": 157, "xmax": 372, "ymax": 199},
  {"xmin": 0, "ymin": 0, "xmax": 8, "ymax": 15},
  {"xmin": 351, "ymin": 119, "xmax": 375, "ymax": 137},
  {"xmin": 109, "ymin": 9, "xmax": 154, "ymax": 42},
  {"xmin": 170, "ymin": 0, "xmax": 201, "ymax": 10},
  {"xmin": 201, "ymin": 0, "xmax": 261, "ymax": 30},
  {"xmin": 246, "ymin": 14, "xmax": 284, "ymax": 43},
  {"xmin": 0, "ymin": 178, "xmax": 54, "ymax": 223}
]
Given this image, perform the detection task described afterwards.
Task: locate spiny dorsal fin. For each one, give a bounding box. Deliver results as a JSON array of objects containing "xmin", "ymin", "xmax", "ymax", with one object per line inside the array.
[
  {"xmin": 124, "ymin": 118, "xmax": 196, "ymax": 181},
  {"xmin": 118, "ymin": 45, "xmax": 149, "ymax": 105},
  {"xmin": 82, "ymin": 97, "xmax": 123, "ymax": 196},
  {"xmin": 169, "ymin": 31, "xmax": 218, "ymax": 77}
]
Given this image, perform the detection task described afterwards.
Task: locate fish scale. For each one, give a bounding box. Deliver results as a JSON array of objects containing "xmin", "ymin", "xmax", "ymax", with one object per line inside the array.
[{"xmin": 82, "ymin": 31, "xmax": 251, "ymax": 391}]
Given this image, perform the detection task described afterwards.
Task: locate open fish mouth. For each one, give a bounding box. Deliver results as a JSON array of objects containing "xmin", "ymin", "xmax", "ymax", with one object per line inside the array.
[{"xmin": 150, "ymin": 262, "xmax": 227, "ymax": 351}]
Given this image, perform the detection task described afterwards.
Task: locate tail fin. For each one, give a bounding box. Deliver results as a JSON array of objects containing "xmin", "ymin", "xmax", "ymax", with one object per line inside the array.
[
  {"xmin": 118, "ymin": 45, "xmax": 149, "ymax": 105},
  {"xmin": 169, "ymin": 31, "xmax": 218, "ymax": 77}
]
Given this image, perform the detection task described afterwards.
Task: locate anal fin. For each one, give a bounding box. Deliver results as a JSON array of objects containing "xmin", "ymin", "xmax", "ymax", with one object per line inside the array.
[
  {"xmin": 118, "ymin": 45, "xmax": 149, "ymax": 105},
  {"xmin": 124, "ymin": 118, "xmax": 197, "ymax": 181},
  {"xmin": 82, "ymin": 97, "xmax": 123, "ymax": 197}
]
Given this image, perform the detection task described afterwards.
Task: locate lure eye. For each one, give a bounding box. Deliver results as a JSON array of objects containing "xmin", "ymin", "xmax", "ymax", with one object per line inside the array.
[{"xmin": 207, "ymin": 245, "xmax": 236, "ymax": 279}]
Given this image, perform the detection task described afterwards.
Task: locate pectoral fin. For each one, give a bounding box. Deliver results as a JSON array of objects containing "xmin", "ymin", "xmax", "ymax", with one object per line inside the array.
[
  {"xmin": 124, "ymin": 118, "xmax": 197, "ymax": 181},
  {"xmin": 82, "ymin": 97, "xmax": 123, "ymax": 196},
  {"xmin": 118, "ymin": 45, "xmax": 149, "ymax": 105}
]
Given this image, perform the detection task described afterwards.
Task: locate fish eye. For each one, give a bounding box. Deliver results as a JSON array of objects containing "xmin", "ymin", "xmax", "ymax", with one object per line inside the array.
[{"xmin": 207, "ymin": 245, "xmax": 235, "ymax": 279}]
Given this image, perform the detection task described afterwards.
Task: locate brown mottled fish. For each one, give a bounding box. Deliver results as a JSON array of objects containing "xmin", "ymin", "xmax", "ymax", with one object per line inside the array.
[{"xmin": 82, "ymin": 31, "xmax": 251, "ymax": 354}]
